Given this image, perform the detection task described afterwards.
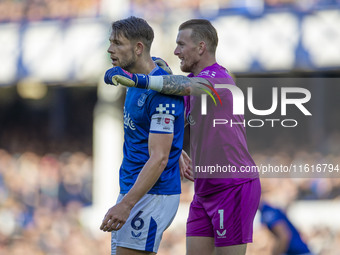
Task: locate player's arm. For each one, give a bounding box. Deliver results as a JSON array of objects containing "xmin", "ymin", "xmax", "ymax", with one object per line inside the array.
[
  {"xmin": 100, "ymin": 132, "xmax": 173, "ymax": 232},
  {"xmin": 159, "ymin": 75, "xmax": 211, "ymax": 96},
  {"xmin": 104, "ymin": 66, "xmax": 212, "ymax": 96},
  {"xmin": 270, "ymin": 221, "xmax": 292, "ymax": 255}
]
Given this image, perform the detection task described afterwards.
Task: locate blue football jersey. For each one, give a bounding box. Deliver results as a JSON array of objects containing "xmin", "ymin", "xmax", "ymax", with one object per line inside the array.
[
  {"xmin": 260, "ymin": 203, "xmax": 311, "ymax": 255},
  {"xmin": 119, "ymin": 66, "xmax": 184, "ymax": 195}
]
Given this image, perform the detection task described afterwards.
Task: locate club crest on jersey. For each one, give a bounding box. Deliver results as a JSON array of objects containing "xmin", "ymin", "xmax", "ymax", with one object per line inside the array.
[{"xmin": 138, "ymin": 93, "xmax": 148, "ymax": 107}]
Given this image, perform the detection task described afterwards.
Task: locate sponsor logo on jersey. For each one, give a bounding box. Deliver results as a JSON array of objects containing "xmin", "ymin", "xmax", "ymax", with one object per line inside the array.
[{"xmin": 124, "ymin": 108, "xmax": 136, "ymax": 130}]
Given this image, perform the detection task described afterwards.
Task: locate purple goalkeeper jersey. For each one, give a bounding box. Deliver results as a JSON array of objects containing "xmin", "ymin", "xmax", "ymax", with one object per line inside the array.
[{"xmin": 184, "ymin": 63, "xmax": 259, "ymax": 196}]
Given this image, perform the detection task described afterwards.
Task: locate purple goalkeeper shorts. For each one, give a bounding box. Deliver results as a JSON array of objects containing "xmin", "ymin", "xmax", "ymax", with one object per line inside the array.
[{"xmin": 186, "ymin": 179, "xmax": 261, "ymax": 247}]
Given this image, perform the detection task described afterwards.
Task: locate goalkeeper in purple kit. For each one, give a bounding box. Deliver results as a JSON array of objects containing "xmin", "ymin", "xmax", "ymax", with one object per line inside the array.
[{"xmin": 105, "ymin": 19, "xmax": 261, "ymax": 255}]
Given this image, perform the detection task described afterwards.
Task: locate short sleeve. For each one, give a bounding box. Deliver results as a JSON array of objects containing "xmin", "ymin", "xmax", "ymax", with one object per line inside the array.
[
  {"xmin": 261, "ymin": 208, "xmax": 282, "ymax": 229},
  {"xmin": 147, "ymin": 93, "xmax": 183, "ymax": 134}
]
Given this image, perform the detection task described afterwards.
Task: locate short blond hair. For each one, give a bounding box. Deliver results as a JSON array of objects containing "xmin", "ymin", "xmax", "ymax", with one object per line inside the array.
[{"xmin": 179, "ymin": 19, "xmax": 218, "ymax": 53}]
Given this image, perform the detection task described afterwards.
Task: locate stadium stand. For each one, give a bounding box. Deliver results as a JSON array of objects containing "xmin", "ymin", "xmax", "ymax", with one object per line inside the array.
[{"xmin": 0, "ymin": 0, "xmax": 339, "ymax": 254}]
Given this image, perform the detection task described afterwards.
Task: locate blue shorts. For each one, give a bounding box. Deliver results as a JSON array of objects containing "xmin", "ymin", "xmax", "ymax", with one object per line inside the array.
[{"xmin": 111, "ymin": 193, "xmax": 180, "ymax": 254}]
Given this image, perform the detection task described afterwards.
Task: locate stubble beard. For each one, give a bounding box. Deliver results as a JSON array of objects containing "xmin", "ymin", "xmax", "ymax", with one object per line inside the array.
[
  {"xmin": 120, "ymin": 51, "xmax": 137, "ymax": 72},
  {"xmin": 180, "ymin": 59, "xmax": 199, "ymax": 74}
]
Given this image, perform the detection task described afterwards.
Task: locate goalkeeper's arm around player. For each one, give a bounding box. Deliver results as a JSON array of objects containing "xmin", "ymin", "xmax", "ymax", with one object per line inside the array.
[{"xmin": 104, "ymin": 62, "xmax": 215, "ymax": 96}]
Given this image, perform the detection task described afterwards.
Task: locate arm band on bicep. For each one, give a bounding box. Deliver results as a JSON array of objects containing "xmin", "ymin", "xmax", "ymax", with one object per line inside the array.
[{"xmin": 150, "ymin": 114, "xmax": 174, "ymax": 133}]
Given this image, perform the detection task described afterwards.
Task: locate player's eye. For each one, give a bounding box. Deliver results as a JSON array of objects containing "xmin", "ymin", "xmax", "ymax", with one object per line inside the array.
[{"xmin": 110, "ymin": 39, "xmax": 121, "ymax": 46}]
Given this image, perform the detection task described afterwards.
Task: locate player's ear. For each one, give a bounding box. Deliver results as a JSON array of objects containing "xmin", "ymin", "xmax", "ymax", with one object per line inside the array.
[
  {"xmin": 135, "ymin": 42, "xmax": 144, "ymax": 56},
  {"xmin": 198, "ymin": 41, "xmax": 206, "ymax": 55}
]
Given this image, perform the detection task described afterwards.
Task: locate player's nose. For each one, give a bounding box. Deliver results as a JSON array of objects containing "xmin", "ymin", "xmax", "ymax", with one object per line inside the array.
[
  {"xmin": 107, "ymin": 44, "xmax": 115, "ymax": 54},
  {"xmin": 174, "ymin": 46, "xmax": 180, "ymax": 56}
]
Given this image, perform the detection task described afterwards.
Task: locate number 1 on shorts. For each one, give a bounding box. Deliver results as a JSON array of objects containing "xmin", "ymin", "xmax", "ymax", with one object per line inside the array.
[{"xmin": 218, "ymin": 209, "xmax": 224, "ymax": 229}]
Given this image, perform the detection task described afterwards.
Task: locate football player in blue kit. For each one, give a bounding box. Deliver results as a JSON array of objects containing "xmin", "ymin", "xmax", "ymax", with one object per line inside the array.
[
  {"xmin": 260, "ymin": 201, "xmax": 314, "ymax": 255},
  {"xmin": 99, "ymin": 16, "xmax": 184, "ymax": 255}
]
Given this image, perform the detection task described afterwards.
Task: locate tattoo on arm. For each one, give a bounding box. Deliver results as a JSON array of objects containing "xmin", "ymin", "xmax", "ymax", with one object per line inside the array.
[
  {"xmin": 161, "ymin": 75, "xmax": 212, "ymax": 96},
  {"xmin": 161, "ymin": 75, "xmax": 192, "ymax": 96}
]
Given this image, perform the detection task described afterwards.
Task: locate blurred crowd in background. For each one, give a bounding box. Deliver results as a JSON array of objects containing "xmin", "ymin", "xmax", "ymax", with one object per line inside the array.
[
  {"xmin": 0, "ymin": 127, "xmax": 340, "ymax": 254},
  {"xmin": 0, "ymin": 148, "xmax": 99, "ymax": 255},
  {"xmin": 1, "ymin": 0, "xmax": 340, "ymax": 23},
  {"xmin": 0, "ymin": 0, "xmax": 100, "ymax": 22},
  {"xmin": 1, "ymin": 0, "xmax": 340, "ymax": 254}
]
